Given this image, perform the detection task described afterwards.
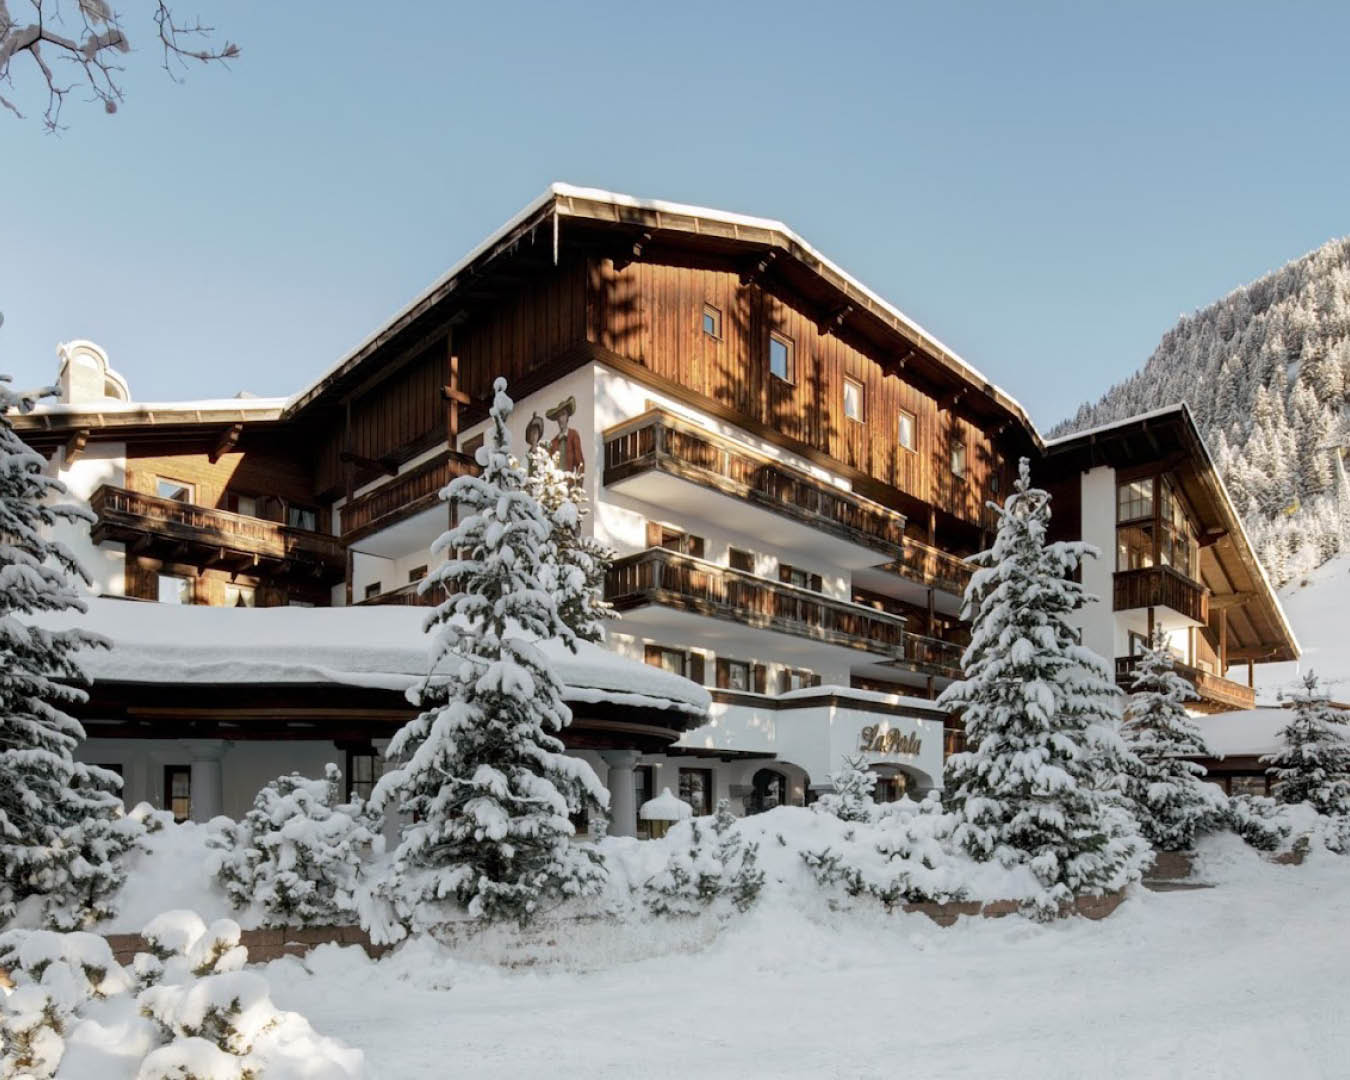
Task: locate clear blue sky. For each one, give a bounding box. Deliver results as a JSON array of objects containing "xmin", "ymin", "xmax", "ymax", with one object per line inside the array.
[{"xmin": 3, "ymin": 1, "xmax": 1348, "ymax": 427}]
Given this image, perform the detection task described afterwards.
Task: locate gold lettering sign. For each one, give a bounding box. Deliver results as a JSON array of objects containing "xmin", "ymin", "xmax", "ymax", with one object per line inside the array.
[{"xmin": 858, "ymin": 724, "xmax": 922, "ymax": 756}]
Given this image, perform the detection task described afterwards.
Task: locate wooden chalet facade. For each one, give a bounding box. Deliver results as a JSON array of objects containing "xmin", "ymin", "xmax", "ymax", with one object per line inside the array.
[{"xmin": 14, "ymin": 187, "xmax": 1298, "ymax": 830}]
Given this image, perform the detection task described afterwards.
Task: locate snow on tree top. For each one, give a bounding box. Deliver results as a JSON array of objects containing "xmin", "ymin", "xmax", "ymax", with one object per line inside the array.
[{"xmin": 26, "ymin": 598, "xmax": 710, "ymax": 716}]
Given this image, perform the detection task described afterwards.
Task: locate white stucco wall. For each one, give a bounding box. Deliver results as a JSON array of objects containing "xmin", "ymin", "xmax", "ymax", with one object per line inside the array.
[{"xmin": 51, "ymin": 441, "xmax": 127, "ymax": 596}]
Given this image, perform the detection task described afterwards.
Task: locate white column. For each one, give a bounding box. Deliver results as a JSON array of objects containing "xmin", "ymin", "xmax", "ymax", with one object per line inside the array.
[
  {"xmin": 600, "ymin": 749, "xmax": 642, "ymax": 838},
  {"xmin": 181, "ymin": 739, "xmax": 230, "ymax": 823}
]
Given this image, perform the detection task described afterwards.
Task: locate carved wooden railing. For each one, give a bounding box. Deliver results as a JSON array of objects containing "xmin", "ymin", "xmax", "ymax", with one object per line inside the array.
[
  {"xmin": 1115, "ymin": 656, "xmax": 1254, "ymax": 712},
  {"xmin": 90, "ymin": 485, "xmax": 344, "ymax": 575},
  {"xmin": 897, "ymin": 631, "xmax": 965, "ymax": 679},
  {"xmin": 605, "ymin": 548, "xmax": 910, "ymax": 656},
  {"xmin": 603, "ymin": 409, "xmax": 906, "ymax": 557},
  {"xmin": 890, "ymin": 538, "xmax": 975, "ymax": 597},
  {"xmin": 1113, "ymin": 566, "xmax": 1209, "ymax": 624},
  {"xmin": 340, "ymin": 451, "xmax": 479, "ymax": 542}
]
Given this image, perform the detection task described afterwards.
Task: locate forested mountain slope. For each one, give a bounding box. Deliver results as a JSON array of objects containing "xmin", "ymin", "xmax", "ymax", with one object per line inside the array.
[{"xmin": 1053, "ymin": 236, "xmax": 1350, "ymax": 586}]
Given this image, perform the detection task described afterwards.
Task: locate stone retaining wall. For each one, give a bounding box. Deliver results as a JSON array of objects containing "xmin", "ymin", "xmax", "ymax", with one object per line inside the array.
[
  {"xmin": 900, "ymin": 891, "xmax": 1126, "ymax": 927},
  {"xmin": 103, "ymin": 925, "xmax": 391, "ymax": 966}
]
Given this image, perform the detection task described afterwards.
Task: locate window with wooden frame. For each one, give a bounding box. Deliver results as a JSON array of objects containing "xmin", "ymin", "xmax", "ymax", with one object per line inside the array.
[
  {"xmin": 702, "ymin": 303, "xmax": 722, "ymax": 339},
  {"xmin": 779, "ymin": 563, "xmax": 823, "ymax": 592},
  {"xmin": 408, "ymin": 565, "xmax": 428, "ymax": 584},
  {"xmin": 225, "ymin": 491, "xmax": 258, "ymax": 517},
  {"xmin": 843, "ymin": 376, "xmax": 865, "ymax": 423},
  {"xmin": 164, "ymin": 765, "xmax": 191, "ymax": 823},
  {"xmin": 769, "ymin": 332, "xmax": 795, "ymax": 384},
  {"xmin": 897, "ymin": 409, "xmax": 917, "ymax": 452},
  {"xmin": 286, "ymin": 504, "xmax": 319, "ymax": 532},
  {"xmin": 156, "ymin": 477, "xmax": 194, "ymax": 503},
  {"xmin": 715, "ymin": 658, "xmax": 752, "ymax": 692},
  {"xmin": 363, "ymin": 581, "xmax": 382, "ymax": 600},
  {"xmin": 678, "ymin": 768, "xmax": 714, "ymax": 816},
  {"xmin": 779, "ymin": 668, "xmax": 821, "ymax": 694},
  {"xmin": 644, "ymin": 644, "xmax": 705, "ymax": 684},
  {"xmin": 728, "ymin": 547, "xmax": 755, "ymax": 574},
  {"xmin": 646, "ymin": 521, "xmax": 706, "ymax": 558},
  {"xmin": 344, "ymin": 746, "xmax": 383, "ymax": 802},
  {"xmin": 950, "ymin": 441, "xmax": 967, "ymax": 479}
]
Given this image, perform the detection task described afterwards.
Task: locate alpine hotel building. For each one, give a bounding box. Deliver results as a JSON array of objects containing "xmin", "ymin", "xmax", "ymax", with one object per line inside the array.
[{"xmin": 16, "ymin": 185, "xmax": 1298, "ymax": 836}]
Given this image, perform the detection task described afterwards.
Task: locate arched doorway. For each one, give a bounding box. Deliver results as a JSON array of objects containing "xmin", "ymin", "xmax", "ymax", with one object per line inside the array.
[
  {"xmin": 869, "ymin": 764, "xmax": 910, "ymax": 804},
  {"xmin": 746, "ymin": 768, "xmax": 788, "ymax": 814}
]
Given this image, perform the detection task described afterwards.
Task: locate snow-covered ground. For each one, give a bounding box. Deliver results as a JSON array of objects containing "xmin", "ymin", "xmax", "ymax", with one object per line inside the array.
[{"xmin": 259, "ymin": 838, "xmax": 1349, "ymax": 1079}]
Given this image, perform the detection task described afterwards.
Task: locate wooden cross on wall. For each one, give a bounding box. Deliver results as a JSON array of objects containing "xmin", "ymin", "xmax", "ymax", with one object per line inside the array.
[{"xmin": 441, "ymin": 339, "xmax": 471, "ymax": 449}]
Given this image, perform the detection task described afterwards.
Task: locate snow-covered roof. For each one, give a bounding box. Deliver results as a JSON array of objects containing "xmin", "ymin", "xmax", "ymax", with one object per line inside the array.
[
  {"xmin": 285, "ymin": 183, "xmax": 1033, "ymax": 433},
  {"xmin": 776, "ymin": 683, "xmax": 949, "ymax": 716},
  {"xmin": 1191, "ymin": 708, "xmax": 1288, "ymax": 759},
  {"xmin": 1041, "ymin": 403, "xmax": 1188, "ymax": 448},
  {"xmin": 31, "ymin": 599, "xmax": 710, "ymax": 718}
]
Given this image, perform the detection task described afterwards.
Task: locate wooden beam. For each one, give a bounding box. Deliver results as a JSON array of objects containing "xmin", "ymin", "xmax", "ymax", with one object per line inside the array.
[
  {"xmin": 816, "ymin": 303, "xmax": 853, "ymax": 336},
  {"xmin": 63, "ymin": 428, "xmax": 90, "ymax": 465},
  {"xmin": 1209, "ymin": 591, "xmax": 1257, "ymax": 611},
  {"xmin": 209, "ymin": 423, "xmax": 243, "ymax": 464},
  {"xmin": 738, "ymin": 249, "xmax": 778, "ymax": 288},
  {"xmin": 338, "ymin": 450, "xmax": 398, "ymax": 476},
  {"xmin": 937, "ymin": 387, "xmax": 966, "ymax": 412},
  {"xmin": 612, "ymin": 231, "xmax": 652, "ymax": 273},
  {"xmin": 1198, "ymin": 530, "xmax": 1228, "ymax": 549}
]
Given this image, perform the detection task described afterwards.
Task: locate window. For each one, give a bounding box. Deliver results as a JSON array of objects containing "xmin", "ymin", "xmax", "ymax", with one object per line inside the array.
[
  {"xmin": 345, "ymin": 747, "xmax": 383, "ymax": 802},
  {"xmin": 1117, "ymin": 478, "xmax": 1153, "ymax": 523},
  {"xmin": 1117, "ymin": 523, "xmax": 1155, "ymax": 571},
  {"xmin": 679, "ymin": 768, "xmax": 713, "ymax": 816},
  {"xmin": 157, "ymin": 574, "xmax": 192, "ymax": 605},
  {"xmin": 702, "ymin": 303, "xmax": 722, "ymax": 339},
  {"xmin": 225, "ymin": 583, "xmax": 255, "ymax": 608},
  {"xmin": 645, "ymin": 645, "xmax": 687, "ymax": 678},
  {"xmin": 225, "ymin": 492, "xmax": 257, "ymax": 517},
  {"xmin": 728, "ymin": 547, "xmax": 755, "ymax": 574},
  {"xmin": 363, "ymin": 582, "xmax": 382, "ymax": 600},
  {"xmin": 746, "ymin": 769, "xmax": 787, "ymax": 815},
  {"xmin": 287, "ymin": 505, "xmax": 319, "ymax": 532},
  {"xmin": 156, "ymin": 477, "xmax": 194, "ymax": 503},
  {"xmin": 780, "ymin": 668, "xmax": 820, "ymax": 693},
  {"xmin": 716, "ymin": 658, "xmax": 751, "ymax": 692},
  {"xmin": 897, "ymin": 409, "xmax": 916, "ymax": 451},
  {"xmin": 779, "ymin": 563, "xmax": 821, "ymax": 591},
  {"xmin": 164, "ymin": 765, "xmax": 191, "ymax": 823},
  {"xmin": 843, "ymin": 377, "xmax": 865, "ymax": 422},
  {"xmin": 769, "ymin": 333, "xmax": 794, "ymax": 383},
  {"xmin": 649, "ymin": 523, "xmax": 706, "ymax": 558},
  {"xmin": 873, "ymin": 772, "xmax": 908, "ymax": 804},
  {"xmin": 408, "ymin": 565, "xmax": 428, "ymax": 584},
  {"xmin": 950, "ymin": 442, "xmax": 967, "ymax": 479},
  {"xmin": 634, "ymin": 766, "xmax": 656, "ymax": 839}
]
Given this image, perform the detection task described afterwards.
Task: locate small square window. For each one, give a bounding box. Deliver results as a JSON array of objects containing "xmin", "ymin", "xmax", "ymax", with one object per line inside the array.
[
  {"xmin": 702, "ymin": 304, "xmax": 722, "ymax": 339},
  {"xmin": 725, "ymin": 660, "xmax": 750, "ymax": 691},
  {"xmin": 156, "ymin": 478, "xmax": 194, "ymax": 503},
  {"xmin": 728, "ymin": 548, "xmax": 755, "ymax": 573},
  {"xmin": 843, "ymin": 377, "xmax": 865, "ymax": 422},
  {"xmin": 898, "ymin": 410, "xmax": 916, "ymax": 452},
  {"xmin": 408, "ymin": 565, "xmax": 428, "ymax": 583},
  {"xmin": 645, "ymin": 646, "xmax": 688, "ymax": 677},
  {"xmin": 157, "ymin": 574, "xmax": 191, "ymax": 605},
  {"xmin": 363, "ymin": 582, "xmax": 382, "ymax": 600},
  {"xmin": 287, "ymin": 505, "xmax": 318, "ymax": 532},
  {"xmin": 951, "ymin": 442, "xmax": 967, "ymax": 479},
  {"xmin": 769, "ymin": 333, "xmax": 794, "ymax": 383}
]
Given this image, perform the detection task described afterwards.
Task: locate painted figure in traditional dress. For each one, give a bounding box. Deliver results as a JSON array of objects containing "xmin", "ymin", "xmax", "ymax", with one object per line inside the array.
[{"xmin": 547, "ymin": 396, "xmax": 584, "ymax": 473}]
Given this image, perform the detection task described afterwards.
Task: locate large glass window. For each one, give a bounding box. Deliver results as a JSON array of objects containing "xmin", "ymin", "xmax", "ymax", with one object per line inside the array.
[
  {"xmin": 678, "ymin": 768, "xmax": 713, "ymax": 816},
  {"xmin": 1116, "ymin": 524, "xmax": 1155, "ymax": 571},
  {"xmin": 1158, "ymin": 478, "xmax": 1199, "ymax": 580},
  {"xmin": 345, "ymin": 747, "xmax": 383, "ymax": 802},
  {"xmin": 164, "ymin": 765, "xmax": 191, "ymax": 822},
  {"xmin": 1117, "ymin": 478, "xmax": 1153, "ymax": 523}
]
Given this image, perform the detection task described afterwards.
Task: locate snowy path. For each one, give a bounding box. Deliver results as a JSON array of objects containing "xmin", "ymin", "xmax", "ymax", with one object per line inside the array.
[{"xmin": 265, "ymin": 844, "xmax": 1350, "ymax": 1079}]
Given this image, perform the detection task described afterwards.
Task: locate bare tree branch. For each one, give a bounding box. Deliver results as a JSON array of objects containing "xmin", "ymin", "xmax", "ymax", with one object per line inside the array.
[{"xmin": 0, "ymin": 0, "xmax": 236, "ymax": 131}]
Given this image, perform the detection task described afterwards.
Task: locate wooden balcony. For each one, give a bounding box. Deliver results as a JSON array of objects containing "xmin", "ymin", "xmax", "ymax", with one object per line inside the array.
[
  {"xmin": 603, "ymin": 409, "xmax": 906, "ymax": 559},
  {"xmin": 605, "ymin": 547, "xmax": 910, "ymax": 657},
  {"xmin": 90, "ymin": 485, "xmax": 345, "ymax": 582},
  {"xmin": 1113, "ymin": 566, "xmax": 1209, "ymax": 624},
  {"xmin": 356, "ymin": 581, "xmax": 440, "ymax": 608},
  {"xmin": 894, "ymin": 631, "xmax": 965, "ymax": 681},
  {"xmin": 340, "ymin": 451, "xmax": 479, "ymax": 543},
  {"xmin": 1115, "ymin": 656, "xmax": 1255, "ymax": 713},
  {"xmin": 886, "ymin": 538, "xmax": 975, "ymax": 598}
]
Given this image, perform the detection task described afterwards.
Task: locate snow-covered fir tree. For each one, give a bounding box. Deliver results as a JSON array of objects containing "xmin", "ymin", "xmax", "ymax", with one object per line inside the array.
[
  {"xmin": 645, "ymin": 800, "xmax": 763, "ymax": 916},
  {"xmin": 525, "ymin": 441, "xmax": 615, "ymax": 643},
  {"xmin": 812, "ymin": 755, "xmax": 877, "ymax": 823},
  {"xmin": 212, "ymin": 764, "xmax": 380, "ymax": 927},
  {"xmin": 1053, "ymin": 235, "xmax": 1350, "ymax": 587},
  {"xmin": 0, "ymin": 376, "xmax": 135, "ymax": 929},
  {"xmin": 938, "ymin": 459, "xmax": 1147, "ymax": 918},
  {"xmin": 1121, "ymin": 632, "xmax": 1229, "ymax": 851},
  {"xmin": 371, "ymin": 378, "xmax": 609, "ymax": 930},
  {"xmin": 1263, "ymin": 671, "xmax": 1350, "ymax": 815}
]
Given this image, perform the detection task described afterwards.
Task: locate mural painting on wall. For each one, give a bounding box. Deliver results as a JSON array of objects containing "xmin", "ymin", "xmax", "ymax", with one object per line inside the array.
[{"xmin": 546, "ymin": 396, "xmax": 584, "ymax": 473}]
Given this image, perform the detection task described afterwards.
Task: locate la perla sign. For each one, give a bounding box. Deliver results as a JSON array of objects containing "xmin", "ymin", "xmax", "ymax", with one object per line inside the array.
[{"xmin": 858, "ymin": 724, "xmax": 922, "ymax": 756}]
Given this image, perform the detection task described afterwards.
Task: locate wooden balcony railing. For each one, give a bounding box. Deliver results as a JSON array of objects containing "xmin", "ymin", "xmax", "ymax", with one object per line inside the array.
[
  {"xmin": 888, "ymin": 538, "xmax": 975, "ymax": 597},
  {"xmin": 90, "ymin": 485, "xmax": 345, "ymax": 580},
  {"xmin": 1113, "ymin": 566, "xmax": 1209, "ymax": 624},
  {"xmin": 605, "ymin": 547, "xmax": 910, "ymax": 657},
  {"xmin": 340, "ymin": 451, "xmax": 479, "ymax": 542},
  {"xmin": 1115, "ymin": 656, "xmax": 1255, "ymax": 712},
  {"xmin": 896, "ymin": 631, "xmax": 965, "ymax": 680},
  {"xmin": 603, "ymin": 409, "xmax": 906, "ymax": 558},
  {"xmin": 356, "ymin": 581, "xmax": 441, "ymax": 608}
]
